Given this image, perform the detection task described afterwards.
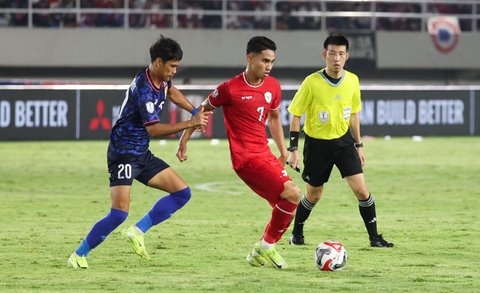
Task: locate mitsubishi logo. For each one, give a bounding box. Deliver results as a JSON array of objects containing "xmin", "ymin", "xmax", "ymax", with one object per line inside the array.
[{"xmin": 89, "ymin": 99, "xmax": 111, "ymax": 131}]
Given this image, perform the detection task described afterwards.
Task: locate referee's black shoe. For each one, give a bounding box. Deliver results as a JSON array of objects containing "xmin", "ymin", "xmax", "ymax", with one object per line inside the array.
[
  {"xmin": 370, "ymin": 234, "xmax": 394, "ymax": 248},
  {"xmin": 289, "ymin": 234, "xmax": 305, "ymax": 245}
]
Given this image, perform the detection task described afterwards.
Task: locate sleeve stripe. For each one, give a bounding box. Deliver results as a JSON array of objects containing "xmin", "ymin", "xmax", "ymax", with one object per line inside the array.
[{"xmin": 144, "ymin": 119, "xmax": 160, "ymax": 125}]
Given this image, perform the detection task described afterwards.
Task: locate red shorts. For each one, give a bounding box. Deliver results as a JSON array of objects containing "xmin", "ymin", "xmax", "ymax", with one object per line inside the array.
[{"xmin": 235, "ymin": 151, "xmax": 291, "ymax": 205}]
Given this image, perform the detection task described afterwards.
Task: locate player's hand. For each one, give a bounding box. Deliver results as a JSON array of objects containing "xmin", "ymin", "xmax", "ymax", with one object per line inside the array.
[
  {"xmin": 176, "ymin": 143, "xmax": 188, "ymax": 162},
  {"xmin": 278, "ymin": 151, "xmax": 289, "ymax": 166},
  {"xmin": 286, "ymin": 151, "xmax": 301, "ymax": 173},
  {"xmin": 191, "ymin": 106, "xmax": 212, "ymax": 131}
]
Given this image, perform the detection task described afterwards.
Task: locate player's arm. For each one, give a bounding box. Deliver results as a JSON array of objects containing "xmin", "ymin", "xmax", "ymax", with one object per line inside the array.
[
  {"xmin": 267, "ymin": 108, "xmax": 289, "ymax": 165},
  {"xmin": 350, "ymin": 112, "xmax": 365, "ymax": 166},
  {"xmin": 286, "ymin": 79, "xmax": 309, "ymax": 172},
  {"xmin": 176, "ymin": 99, "xmax": 215, "ymax": 162},
  {"xmin": 287, "ymin": 114, "xmax": 302, "ymax": 172},
  {"xmin": 145, "ymin": 106, "xmax": 210, "ymax": 138},
  {"xmin": 168, "ymin": 86, "xmax": 198, "ymax": 113}
]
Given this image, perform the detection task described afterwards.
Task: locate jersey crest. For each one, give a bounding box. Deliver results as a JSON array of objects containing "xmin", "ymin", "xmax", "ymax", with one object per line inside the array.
[
  {"xmin": 146, "ymin": 101, "xmax": 155, "ymax": 114},
  {"xmin": 264, "ymin": 92, "xmax": 272, "ymax": 103},
  {"xmin": 319, "ymin": 111, "xmax": 329, "ymax": 124}
]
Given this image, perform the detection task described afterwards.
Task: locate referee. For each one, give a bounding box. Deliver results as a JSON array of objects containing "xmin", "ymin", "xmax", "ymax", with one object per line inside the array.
[{"xmin": 286, "ymin": 34, "xmax": 393, "ymax": 248}]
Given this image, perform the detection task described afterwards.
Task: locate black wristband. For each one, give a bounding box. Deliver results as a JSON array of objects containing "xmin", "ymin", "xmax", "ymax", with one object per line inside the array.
[
  {"xmin": 289, "ymin": 131, "xmax": 299, "ymax": 149},
  {"xmin": 355, "ymin": 142, "xmax": 363, "ymax": 148}
]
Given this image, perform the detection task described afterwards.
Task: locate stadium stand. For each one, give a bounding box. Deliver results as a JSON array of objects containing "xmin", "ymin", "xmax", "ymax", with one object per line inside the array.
[{"xmin": 0, "ymin": 0, "xmax": 478, "ymax": 31}]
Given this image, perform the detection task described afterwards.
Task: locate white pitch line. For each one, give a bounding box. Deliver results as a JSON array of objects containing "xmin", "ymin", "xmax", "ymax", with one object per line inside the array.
[{"xmin": 194, "ymin": 181, "xmax": 241, "ymax": 195}]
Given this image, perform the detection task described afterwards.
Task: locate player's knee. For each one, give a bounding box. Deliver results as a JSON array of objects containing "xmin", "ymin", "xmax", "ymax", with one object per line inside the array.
[
  {"xmin": 110, "ymin": 208, "xmax": 128, "ymax": 226},
  {"xmin": 355, "ymin": 190, "xmax": 370, "ymax": 201},
  {"xmin": 307, "ymin": 186, "xmax": 323, "ymax": 202},
  {"xmin": 291, "ymin": 185, "xmax": 302, "ymax": 203},
  {"xmin": 172, "ymin": 186, "xmax": 192, "ymax": 207},
  {"xmin": 282, "ymin": 182, "xmax": 301, "ymax": 204}
]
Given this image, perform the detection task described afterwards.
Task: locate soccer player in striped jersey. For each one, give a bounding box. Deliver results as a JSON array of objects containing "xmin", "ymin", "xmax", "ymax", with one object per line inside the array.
[
  {"xmin": 177, "ymin": 36, "xmax": 301, "ymax": 269},
  {"xmin": 287, "ymin": 34, "xmax": 394, "ymax": 248},
  {"xmin": 68, "ymin": 36, "xmax": 211, "ymax": 269}
]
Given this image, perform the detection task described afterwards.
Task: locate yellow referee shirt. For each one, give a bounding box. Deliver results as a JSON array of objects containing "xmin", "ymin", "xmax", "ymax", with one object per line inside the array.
[{"xmin": 288, "ymin": 69, "xmax": 361, "ymax": 140}]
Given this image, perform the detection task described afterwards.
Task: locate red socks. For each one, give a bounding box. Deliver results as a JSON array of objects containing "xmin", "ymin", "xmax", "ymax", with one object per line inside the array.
[{"xmin": 262, "ymin": 199, "xmax": 297, "ymax": 244}]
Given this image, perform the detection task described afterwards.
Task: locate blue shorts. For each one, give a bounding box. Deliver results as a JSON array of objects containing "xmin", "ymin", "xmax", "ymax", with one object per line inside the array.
[{"xmin": 107, "ymin": 149, "xmax": 170, "ymax": 187}]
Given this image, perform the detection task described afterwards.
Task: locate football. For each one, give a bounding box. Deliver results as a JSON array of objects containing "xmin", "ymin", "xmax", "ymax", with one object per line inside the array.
[{"xmin": 314, "ymin": 240, "xmax": 347, "ymax": 271}]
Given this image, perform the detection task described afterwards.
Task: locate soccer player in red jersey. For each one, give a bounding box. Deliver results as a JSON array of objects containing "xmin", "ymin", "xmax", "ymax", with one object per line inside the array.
[{"xmin": 177, "ymin": 36, "xmax": 301, "ymax": 269}]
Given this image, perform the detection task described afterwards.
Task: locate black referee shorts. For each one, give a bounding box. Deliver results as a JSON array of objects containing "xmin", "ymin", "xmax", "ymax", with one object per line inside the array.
[{"xmin": 302, "ymin": 131, "xmax": 363, "ymax": 187}]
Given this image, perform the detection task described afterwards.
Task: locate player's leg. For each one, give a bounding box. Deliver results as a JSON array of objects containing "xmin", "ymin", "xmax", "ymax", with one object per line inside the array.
[
  {"xmin": 68, "ymin": 186, "xmax": 130, "ymax": 268},
  {"xmin": 290, "ymin": 183, "xmax": 324, "ymax": 245},
  {"xmin": 334, "ymin": 133, "xmax": 391, "ymax": 247},
  {"xmin": 345, "ymin": 173, "xmax": 376, "ymax": 235},
  {"xmin": 135, "ymin": 167, "xmax": 190, "ymax": 233},
  {"xmin": 345, "ymin": 174, "xmax": 394, "ymax": 248},
  {"xmin": 263, "ymin": 181, "xmax": 300, "ymax": 245},
  {"xmin": 250, "ymin": 180, "xmax": 300, "ymax": 269},
  {"xmin": 123, "ymin": 153, "xmax": 190, "ymax": 259},
  {"xmin": 68, "ymin": 149, "xmax": 137, "ymax": 269},
  {"xmin": 241, "ymin": 154, "xmax": 298, "ymax": 269},
  {"xmin": 291, "ymin": 135, "xmax": 333, "ymax": 245}
]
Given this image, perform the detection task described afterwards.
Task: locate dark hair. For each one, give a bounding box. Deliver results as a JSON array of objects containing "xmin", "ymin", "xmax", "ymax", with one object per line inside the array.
[
  {"xmin": 323, "ymin": 34, "xmax": 349, "ymax": 50},
  {"xmin": 246, "ymin": 36, "xmax": 277, "ymax": 55},
  {"xmin": 150, "ymin": 35, "xmax": 183, "ymax": 62}
]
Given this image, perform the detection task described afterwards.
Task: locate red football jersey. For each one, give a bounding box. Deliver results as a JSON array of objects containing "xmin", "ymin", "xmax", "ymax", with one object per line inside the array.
[{"xmin": 208, "ymin": 72, "xmax": 282, "ymax": 170}]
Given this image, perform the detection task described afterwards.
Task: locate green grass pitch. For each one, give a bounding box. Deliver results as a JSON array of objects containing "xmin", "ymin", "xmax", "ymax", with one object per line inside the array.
[{"xmin": 0, "ymin": 137, "xmax": 479, "ymax": 292}]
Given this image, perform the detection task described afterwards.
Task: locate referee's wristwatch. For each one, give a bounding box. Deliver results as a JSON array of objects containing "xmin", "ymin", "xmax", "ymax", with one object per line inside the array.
[
  {"xmin": 354, "ymin": 142, "xmax": 363, "ymax": 148},
  {"xmin": 287, "ymin": 146, "xmax": 298, "ymax": 152}
]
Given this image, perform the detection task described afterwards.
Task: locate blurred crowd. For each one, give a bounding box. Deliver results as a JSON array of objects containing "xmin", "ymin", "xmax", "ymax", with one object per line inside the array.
[{"xmin": 0, "ymin": 0, "xmax": 478, "ymax": 31}]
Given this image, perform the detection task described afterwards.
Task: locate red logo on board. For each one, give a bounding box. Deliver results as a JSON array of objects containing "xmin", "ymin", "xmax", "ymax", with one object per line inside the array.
[{"xmin": 89, "ymin": 99, "xmax": 111, "ymax": 131}]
